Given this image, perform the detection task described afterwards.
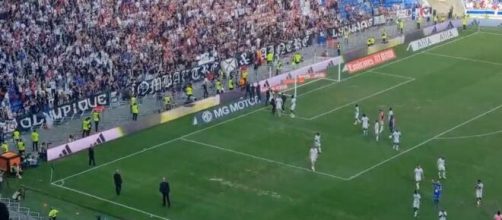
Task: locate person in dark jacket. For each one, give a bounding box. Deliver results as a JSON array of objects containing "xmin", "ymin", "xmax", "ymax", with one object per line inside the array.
[
  {"xmin": 159, "ymin": 177, "xmax": 171, "ymax": 207},
  {"xmin": 88, "ymin": 145, "xmax": 96, "ymax": 166},
  {"xmin": 255, "ymin": 83, "xmax": 261, "ymax": 102},
  {"xmin": 0, "ymin": 202, "xmax": 8, "ymax": 220},
  {"xmin": 113, "ymin": 170, "xmax": 122, "ymax": 195}
]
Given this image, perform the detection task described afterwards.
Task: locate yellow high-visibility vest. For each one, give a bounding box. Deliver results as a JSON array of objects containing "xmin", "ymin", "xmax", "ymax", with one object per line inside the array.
[
  {"xmin": 31, "ymin": 132, "xmax": 39, "ymax": 142},
  {"xmin": 132, "ymin": 105, "xmax": 139, "ymax": 114}
]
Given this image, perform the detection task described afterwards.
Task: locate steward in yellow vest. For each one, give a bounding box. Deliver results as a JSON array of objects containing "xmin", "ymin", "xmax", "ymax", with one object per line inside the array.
[
  {"xmin": 92, "ymin": 110, "xmax": 100, "ymax": 132},
  {"xmin": 131, "ymin": 103, "xmax": 139, "ymax": 121},
  {"xmin": 31, "ymin": 130, "xmax": 39, "ymax": 152}
]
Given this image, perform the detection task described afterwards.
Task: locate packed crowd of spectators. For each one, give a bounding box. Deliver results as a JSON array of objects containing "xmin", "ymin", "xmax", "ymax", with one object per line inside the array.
[
  {"xmin": 0, "ymin": 0, "xmax": 344, "ymax": 121},
  {"xmin": 465, "ymin": 0, "xmax": 502, "ymax": 9},
  {"xmin": 0, "ymin": 0, "xmax": 400, "ymax": 122}
]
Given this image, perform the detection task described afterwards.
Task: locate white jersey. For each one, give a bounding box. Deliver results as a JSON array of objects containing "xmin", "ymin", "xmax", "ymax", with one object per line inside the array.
[
  {"xmin": 392, "ymin": 131, "xmax": 401, "ymax": 144},
  {"xmin": 374, "ymin": 121, "xmax": 380, "ymax": 134},
  {"xmin": 437, "ymin": 158, "xmax": 446, "ymax": 171},
  {"xmin": 414, "ymin": 167, "xmax": 424, "ymax": 182},
  {"xmin": 355, "ymin": 106, "xmax": 360, "ymax": 119},
  {"xmin": 309, "ymin": 147, "xmax": 319, "ymax": 163},
  {"xmin": 290, "ymin": 97, "xmax": 297, "ymax": 111},
  {"xmin": 475, "ymin": 182, "xmax": 484, "ymax": 198},
  {"xmin": 361, "ymin": 116, "xmax": 369, "ymax": 129},
  {"xmin": 439, "ymin": 210, "xmax": 447, "ymax": 220},
  {"xmin": 276, "ymin": 98, "xmax": 283, "ymax": 110},
  {"xmin": 413, "ymin": 193, "xmax": 421, "ymax": 208},
  {"xmin": 314, "ymin": 135, "xmax": 321, "ymax": 146},
  {"xmin": 388, "ymin": 110, "xmax": 394, "ymax": 121}
]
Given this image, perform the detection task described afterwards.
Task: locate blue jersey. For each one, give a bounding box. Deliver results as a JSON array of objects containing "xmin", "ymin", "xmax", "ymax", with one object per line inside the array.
[{"xmin": 433, "ymin": 183, "xmax": 442, "ymax": 200}]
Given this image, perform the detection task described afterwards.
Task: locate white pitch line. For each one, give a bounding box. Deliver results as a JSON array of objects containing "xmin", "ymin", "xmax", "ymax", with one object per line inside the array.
[
  {"xmin": 424, "ymin": 52, "xmax": 502, "ymax": 66},
  {"xmin": 308, "ymin": 78, "xmax": 416, "ymax": 120},
  {"xmin": 54, "ymin": 78, "xmax": 330, "ymax": 183},
  {"xmin": 435, "ymin": 129, "xmax": 502, "ymax": 140},
  {"xmin": 53, "ymin": 30, "xmax": 481, "ymax": 184},
  {"xmin": 370, "ymin": 31, "xmax": 480, "ymax": 71},
  {"xmin": 369, "ymin": 70, "xmax": 416, "ymax": 80},
  {"xmin": 51, "ymin": 183, "xmax": 170, "ymax": 220},
  {"xmin": 181, "ymin": 138, "xmax": 350, "ymax": 181},
  {"xmin": 479, "ymin": 31, "xmax": 502, "ymax": 36},
  {"xmin": 348, "ymin": 103, "xmax": 502, "ymax": 180}
]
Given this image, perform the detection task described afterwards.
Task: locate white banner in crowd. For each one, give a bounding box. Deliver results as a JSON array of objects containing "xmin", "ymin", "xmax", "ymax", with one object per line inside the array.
[{"xmin": 407, "ymin": 28, "xmax": 459, "ymax": 52}]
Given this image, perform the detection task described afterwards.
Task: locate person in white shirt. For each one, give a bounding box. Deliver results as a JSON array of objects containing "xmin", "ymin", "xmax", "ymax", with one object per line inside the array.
[
  {"xmin": 314, "ymin": 132, "xmax": 322, "ymax": 153},
  {"xmin": 353, "ymin": 104, "xmax": 361, "ymax": 125},
  {"xmin": 391, "ymin": 129, "xmax": 401, "ymax": 151},
  {"xmin": 414, "ymin": 165, "xmax": 424, "ymax": 190},
  {"xmin": 361, "ymin": 114, "xmax": 369, "ymax": 136},
  {"xmin": 437, "ymin": 157, "xmax": 446, "ymax": 179},
  {"xmin": 374, "ymin": 120, "xmax": 380, "ymax": 141},
  {"xmin": 412, "ymin": 190, "xmax": 421, "ymax": 218},
  {"xmin": 439, "ymin": 209, "xmax": 447, "ymax": 220},
  {"xmin": 275, "ymin": 96, "xmax": 283, "ymax": 117},
  {"xmin": 475, "ymin": 179, "xmax": 484, "ymax": 207},
  {"xmin": 290, "ymin": 95, "xmax": 296, "ymax": 118},
  {"xmin": 309, "ymin": 146, "xmax": 319, "ymax": 172}
]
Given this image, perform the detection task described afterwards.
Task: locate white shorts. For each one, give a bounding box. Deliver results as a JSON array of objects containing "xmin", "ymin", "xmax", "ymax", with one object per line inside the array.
[
  {"xmin": 438, "ymin": 165, "xmax": 445, "ymax": 172},
  {"xmin": 314, "ymin": 142, "xmax": 321, "ymax": 148},
  {"xmin": 413, "ymin": 201, "xmax": 420, "ymax": 209},
  {"xmin": 355, "ymin": 113, "xmax": 359, "ymax": 119},
  {"xmin": 476, "ymin": 191, "xmax": 482, "ymax": 199},
  {"xmin": 362, "ymin": 124, "xmax": 369, "ymax": 129},
  {"xmin": 310, "ymin": 155, "xmax": 318, "ymax": 163},
  {"xmin": 415, "ymin": 176, "xmax": 422, "ymax": 182},
  {"xmin": 290, "ymin": 104, "xmax": 296, "ymax": 111}
]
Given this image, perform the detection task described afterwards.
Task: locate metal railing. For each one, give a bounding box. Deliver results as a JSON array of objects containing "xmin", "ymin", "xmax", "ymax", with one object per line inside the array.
[{"xmin": 0, "ymin": 196, "xmax": 44, "ymax": 220}]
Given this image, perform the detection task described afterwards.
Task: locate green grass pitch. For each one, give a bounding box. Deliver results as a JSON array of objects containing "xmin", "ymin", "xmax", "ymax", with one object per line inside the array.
[{"xmin": 18, "ymin": 28, "xmax": 502, "ymax": 220}]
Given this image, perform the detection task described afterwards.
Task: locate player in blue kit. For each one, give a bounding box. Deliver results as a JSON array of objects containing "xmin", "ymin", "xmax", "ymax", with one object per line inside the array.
[{"xmin": 433, "ymin": 180, "xmax": 442, "ymax": 208}]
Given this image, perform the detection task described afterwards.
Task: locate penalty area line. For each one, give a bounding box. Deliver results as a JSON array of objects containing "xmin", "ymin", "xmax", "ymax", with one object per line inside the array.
[
  {"xmin": 348, "ymin": 103, "xmax": 502, "ymax": 180},
  {"xmin": 180, "ymin": 138, "xmax": 350, "ymax": 181},
  {"xmin": 51, "ymin": 182, "xmax": 170, "ymax": 220}
]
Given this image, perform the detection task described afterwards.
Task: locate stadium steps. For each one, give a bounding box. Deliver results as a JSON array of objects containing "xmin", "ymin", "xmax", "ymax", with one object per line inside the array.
[{"xmin": 0, "ymin": 196, "xmax": 44, "ymax": 220}]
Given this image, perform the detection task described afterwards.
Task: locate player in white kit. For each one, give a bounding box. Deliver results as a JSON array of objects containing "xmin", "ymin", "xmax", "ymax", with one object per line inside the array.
[
  {"xmin": 374, "ymin": 120, "xmax": 380, "ymax": 141},
  {"xmin": 439, "ymin": 209, "xmax": 447, "ymax": 220},
  {"xmin": 391, "ymin": 129, "xmax": 401, "ymax": 151},
  {"xmin": 414, "ymin": 165, "xmax": 424, "ymax": 190},
  {"xmin": 289, "ymin": 95, "xmax": 296, "ymax": 118},
  {"xmin": 314, "ymin": 132, "xmax": 322, "ymax": 153},
  {"xmin": 353, "ymin": 104, "xmax": 361, "ymax": 125},
  {"xmin": 361, "ymin": 114, "xmax": 369, "ymax": 136},
  {"xmin": 437, "ymin": 157, "xmax": 446, "ymax": 179},
  {"xmin": 309, "ymin": 146, "xmax": 319, "ymax": 171},
  {"xmin": 412, "ymin": 190, "xmax": 421, "ymax": 218},
  {"xmin": 475, "ymin": 179, "xmax": 483, "ymax": 207},
  {"xmin": 275, "ymin": 96, "xmax": 283, "ymax": 117},
  {"xmin": 378, "ymin": 109, "xmax": 385, "ymax": 133}
]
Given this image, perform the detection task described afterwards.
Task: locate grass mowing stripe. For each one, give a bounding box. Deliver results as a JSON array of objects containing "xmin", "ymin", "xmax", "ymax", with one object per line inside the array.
[
  {"xmin": 423, "ymin": 52, "xmax": 502, "ymax": 66},
  {"xmin": 348, "ymin": 103, "xmax": 502, "ymax": 180},
  {"xmin": 180, "ymin": 138, "xmax": 350, "ymax": 181},
  {"xmin": 54, "ymin": 78, "xmax": 328, "ymax": 183},
  {"xmin": 55, "ymin": 30, "xmax": 481, "ymax": 183},
  {"xmin": 308, "ymin": 78, "xmax": 416, "ymax": 120},
  {"xmin": 368, "ymin": 70, "xmax": 416, "ymax": 80},
  {"xmin": 51, "ymin": 183, "xmax": 170, "ymax": 220}
]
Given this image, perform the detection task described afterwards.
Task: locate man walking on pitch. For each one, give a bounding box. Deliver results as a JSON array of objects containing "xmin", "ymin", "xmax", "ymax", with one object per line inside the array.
[
  {"xmin": 88, "ymin": 145, "xmax": 96, "ymax": 166},
  {"xmin": 159, "ymin": 177, "xmax": 171, "ymax": 207},
  {"xmin": 113, "ymin": 170, "xmax": 122, "ymax": 196}
]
